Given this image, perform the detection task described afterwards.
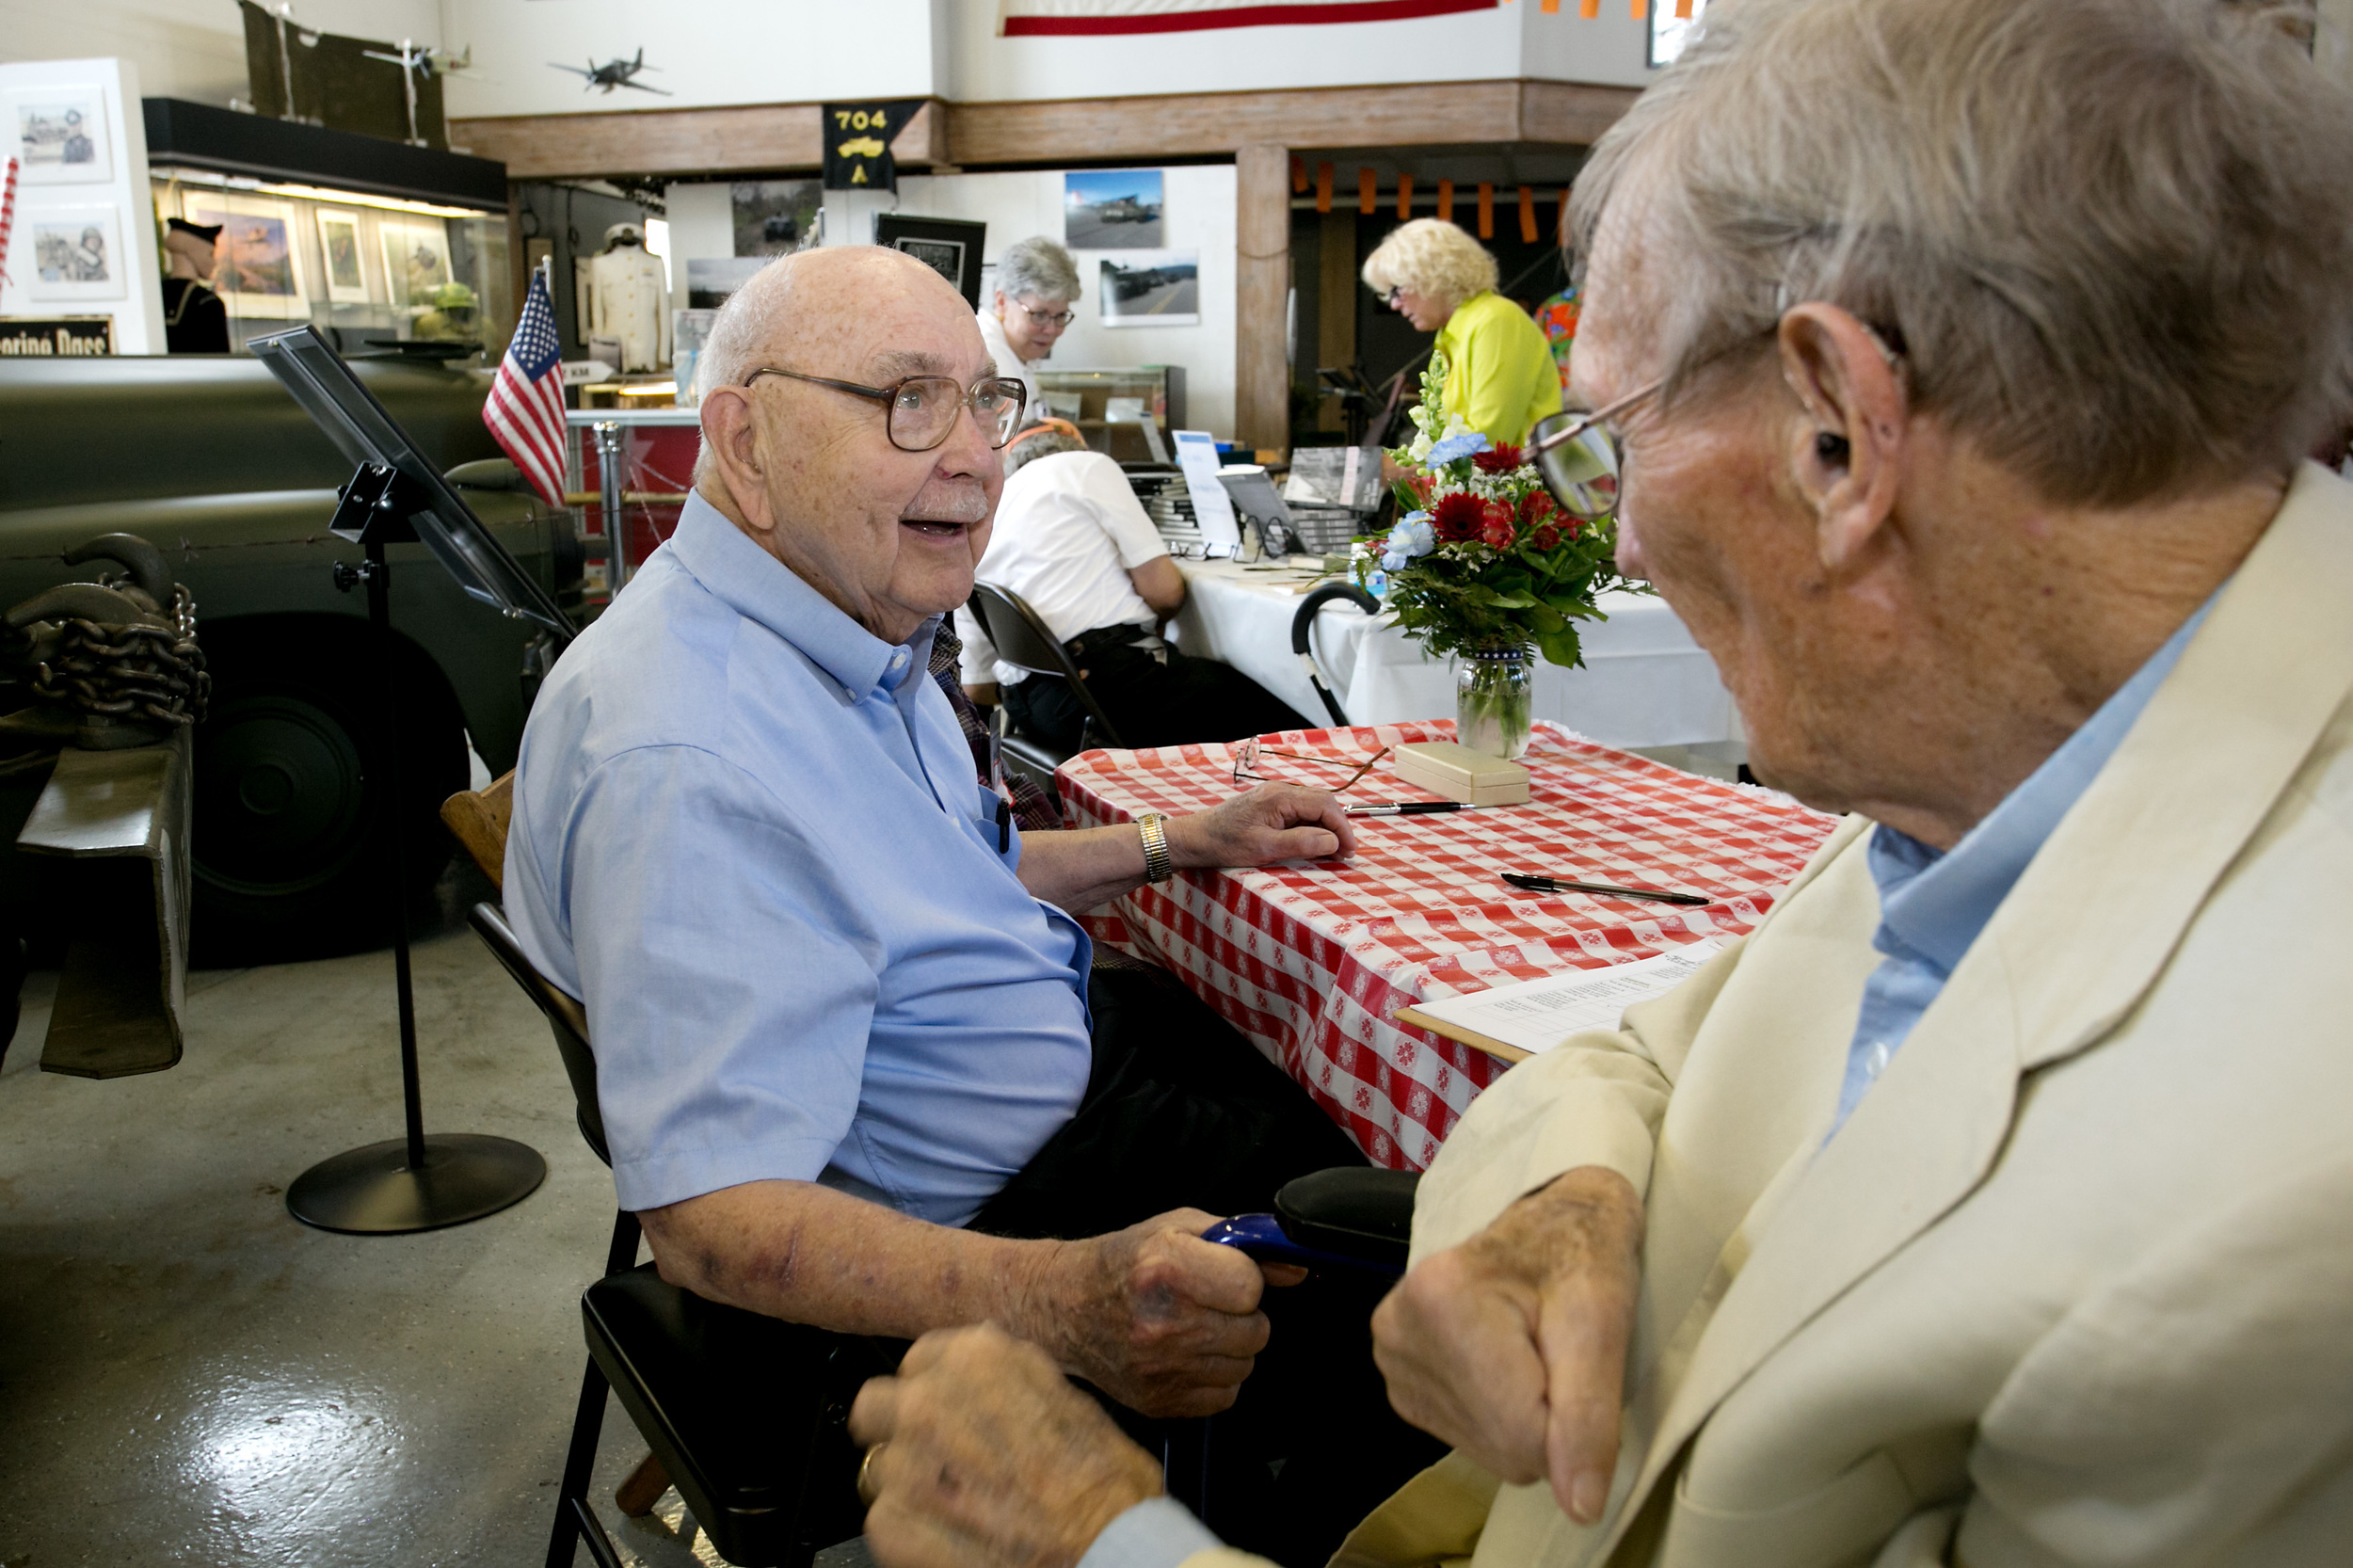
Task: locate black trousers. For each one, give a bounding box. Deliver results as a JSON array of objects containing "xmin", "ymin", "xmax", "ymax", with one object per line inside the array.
[
  {"xmin": 1004, "ymin": 636, "xmax": 1315, "ymax": 753},
  {"xmin": 970, "ymin": 964, "xmax": 1445, "ymax": 1568}
]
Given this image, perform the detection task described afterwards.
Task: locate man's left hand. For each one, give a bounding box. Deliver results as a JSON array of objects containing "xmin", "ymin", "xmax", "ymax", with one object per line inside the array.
[
  {"xmin": 1169, "ymin": 784, "xmax": 1356, "ymax": 869},
  {"xmin": 850, "ymin": 1323, "xmax": 1166, "ymax": 1568}
]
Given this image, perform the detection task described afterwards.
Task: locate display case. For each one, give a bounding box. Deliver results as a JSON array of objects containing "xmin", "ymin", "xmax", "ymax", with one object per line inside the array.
[
  {"xmin": 1033, "ymin": 365, "xmax": 1186, "ymax": 464},
  {"xmin": 141, "ymin": 100, "xmax": 515, "ymax": 361},
  {"xmin": 152, "ymin": 166, "xmax": 513, "ymax": 360}
]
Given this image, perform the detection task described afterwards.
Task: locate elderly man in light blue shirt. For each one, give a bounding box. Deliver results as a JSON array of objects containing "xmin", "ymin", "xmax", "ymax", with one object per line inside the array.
[{"xmin": 505, "ymin": 246, "xmax": 1438, "ymax": 1546}]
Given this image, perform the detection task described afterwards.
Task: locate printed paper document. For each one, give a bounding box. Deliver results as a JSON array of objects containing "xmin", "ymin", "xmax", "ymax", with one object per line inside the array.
[{"xmin": 1409, "ymin": 939, "xmax": 1724, "ymax": 1056}]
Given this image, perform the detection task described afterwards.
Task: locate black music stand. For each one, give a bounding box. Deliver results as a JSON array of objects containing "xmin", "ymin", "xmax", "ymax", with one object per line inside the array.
[{"xmin": 251, "ymin": 325, "xmax": 573, "ymax": 1234}]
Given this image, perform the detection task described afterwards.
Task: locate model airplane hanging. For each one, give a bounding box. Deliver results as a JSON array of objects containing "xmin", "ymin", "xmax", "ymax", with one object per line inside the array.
[{"xmin": 550, "ymin": 50, "xmax": 672, "ymax": 95}]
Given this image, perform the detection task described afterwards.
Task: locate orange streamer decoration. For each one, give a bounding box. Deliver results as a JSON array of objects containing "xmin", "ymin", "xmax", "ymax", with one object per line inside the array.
[
  {"xmin": 1291, "ymin": 155, "xmax": 1308, "ymax": 195},
  {"xmin": 1359, "ymin": 167, "xmax": 1377, "ymax": 216},
  {"xmin": 1397, "ymin": 173, "xmax": 1415, "ymax": 220},
  {"xmin": 1315, "ymin": 162, "xmax": 1334, "ymax": 215},
  {"xmin": 1437, "ymin": 178, "xmax": 1455, "ymax": 223},
  {"xmin": 1477, "ymin": 182, "xmax": 1496, "ymax": 239},
  {"xmin": 1517, "ymin": 185, "xmax": 1538, "ymax": 243}
]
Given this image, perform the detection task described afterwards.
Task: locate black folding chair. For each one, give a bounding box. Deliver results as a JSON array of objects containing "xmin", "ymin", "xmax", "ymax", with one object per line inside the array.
[
  {"xmin": 468, "ymin": 903, "xmax": 885, "ymax": 1568},
  {"xmin": 966, "ymin": 584, "xmax": 1127, "ymax": 792}
]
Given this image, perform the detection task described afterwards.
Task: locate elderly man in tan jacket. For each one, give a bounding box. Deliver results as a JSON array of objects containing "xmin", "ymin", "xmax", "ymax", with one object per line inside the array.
[{"xmin": 840, "ymin": 2, "xmax": 2353, "ymax": 1565}]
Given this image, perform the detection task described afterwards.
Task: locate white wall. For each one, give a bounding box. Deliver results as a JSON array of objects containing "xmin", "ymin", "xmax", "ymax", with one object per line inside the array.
[
  {"xmin": 439, "ymin": 0, "xmax": 935, "ymax": 120},
  {"xmin": 0, "ymin": 0, "xmax": 443, "ymax": 107},
  {"xmin": 0, "ymin": 56, "xmax": 168, "ymax": 353},
  {"xmin": 666, "ymin": 165, "xmax": 1241, "ymax": 436}
]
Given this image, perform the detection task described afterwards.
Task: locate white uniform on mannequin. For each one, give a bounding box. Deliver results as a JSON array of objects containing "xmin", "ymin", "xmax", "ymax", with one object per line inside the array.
[{"xmin": 588, "ymin": 222, "xmax": 670, "ymax": 373}]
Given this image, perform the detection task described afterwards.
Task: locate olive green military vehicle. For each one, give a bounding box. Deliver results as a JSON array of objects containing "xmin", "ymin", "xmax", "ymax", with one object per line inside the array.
[{"xmin": 0, "ymin": 355, "xmax": 585, "ymax": 958}]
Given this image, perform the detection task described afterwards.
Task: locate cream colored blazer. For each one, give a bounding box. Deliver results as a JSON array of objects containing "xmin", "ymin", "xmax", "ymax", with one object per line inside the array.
[{"xmin": 1189, "ymin": 464, "xmax": 2353, "ymax": 1568}]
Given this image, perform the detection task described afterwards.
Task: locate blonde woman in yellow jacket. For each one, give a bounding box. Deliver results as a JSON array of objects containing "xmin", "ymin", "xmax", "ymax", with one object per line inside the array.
[{"xmin": 1363, "ymin": 217, "xmax": 1563, "ymax": 448}]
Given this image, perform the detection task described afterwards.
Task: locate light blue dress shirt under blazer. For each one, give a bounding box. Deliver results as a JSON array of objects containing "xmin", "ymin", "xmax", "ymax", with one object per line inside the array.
[
  {"xmin": 504, "ymin": 491, "xmax": 1094, "ymax": 1224},
  {"xmin": 1833, "ymin": 593, "xmax": 2216, "ymax": 1134}
]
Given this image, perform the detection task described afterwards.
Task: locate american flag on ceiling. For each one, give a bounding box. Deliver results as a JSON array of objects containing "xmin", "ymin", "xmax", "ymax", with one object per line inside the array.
[
  {"xmin": 483, "ymin": 264, "xmax": 568, "ymax": 508},
  {"xmin": 999, "ymin": 0, "xmax": 1500, "ymax": 35}
]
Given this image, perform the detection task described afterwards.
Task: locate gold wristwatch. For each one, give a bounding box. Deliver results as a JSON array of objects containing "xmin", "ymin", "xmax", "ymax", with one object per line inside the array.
[{"xmin": 1137, "ymin": 812, "xmax": 1174, "ymax": 884}]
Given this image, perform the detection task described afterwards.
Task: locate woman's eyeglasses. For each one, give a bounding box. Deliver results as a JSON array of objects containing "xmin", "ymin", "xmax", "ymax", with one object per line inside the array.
[
  {"xmin": 1016, "ymin": 302, "xmax": 1076, "ymax": 328},
  {"xmin": 743, "ymin": 367, "xmax": 1030, "ymax": 452},
  {"xmin": 1231, "ymin": 740, "xmax": 1391, "ymax": 792},
  {"xmin": 1383, "ymin": 285, "xmax": 1405, "ymax": 309}
]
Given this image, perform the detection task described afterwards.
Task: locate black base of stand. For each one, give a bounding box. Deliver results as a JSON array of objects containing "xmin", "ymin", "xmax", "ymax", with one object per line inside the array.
[
  {"xmin": 288, "ymin": 1133, "xmax": 546, "ymax": 1235},
  {"xmin": 286, "ymin": 506, "xmax": 545, "ymax": 1239}
]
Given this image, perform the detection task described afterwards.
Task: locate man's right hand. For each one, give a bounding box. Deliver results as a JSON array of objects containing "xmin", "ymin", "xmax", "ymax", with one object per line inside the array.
[
  {"xmin": 1023, "ymin": 1208, "xmax": 1298, "ymax": 1418},
  {"xmin": 1370, "ymin": 1165, "xmax": 1645, "ymax": 1527}
]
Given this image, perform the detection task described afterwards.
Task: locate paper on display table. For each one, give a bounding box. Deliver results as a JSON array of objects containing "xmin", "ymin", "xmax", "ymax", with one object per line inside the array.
[
  {"xmin": 1398, "ymin": 938, "xmax": 1725, "ymax": 1063},
  {"xmin": 1172, "ymin": 429, "xmax": 1241, "ymax": 551},
  {"xmin": 1170, "ymin": 559, "xmax": 1741, "ymax": 748}
]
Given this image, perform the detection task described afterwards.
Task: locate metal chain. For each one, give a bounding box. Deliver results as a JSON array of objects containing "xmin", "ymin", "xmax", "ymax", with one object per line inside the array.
[{"xmin": 27, "ymin": 582, "xmax": 211, "ymax": 728}]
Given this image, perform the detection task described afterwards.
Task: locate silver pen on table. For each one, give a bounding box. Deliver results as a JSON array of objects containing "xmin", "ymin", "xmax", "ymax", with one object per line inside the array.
[{"xmin": 1343, "ymin": 801, "xmax": 1475, "ymax": 818}]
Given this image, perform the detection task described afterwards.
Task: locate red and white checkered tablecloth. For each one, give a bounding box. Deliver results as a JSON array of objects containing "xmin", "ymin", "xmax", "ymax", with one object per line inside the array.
[{"xmin": 1058, "ymin": 720, "xmax": 1841, "ymax": 1170}]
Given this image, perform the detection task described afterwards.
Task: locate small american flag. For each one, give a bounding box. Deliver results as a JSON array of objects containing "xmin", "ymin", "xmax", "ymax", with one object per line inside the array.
[
  {"xmin": 485, "ymin": 265, "xmax": 567, "ymax": 507},
  {"xmin": 0, "ymin": 157, "xmax": 18, "ymax": 288}
]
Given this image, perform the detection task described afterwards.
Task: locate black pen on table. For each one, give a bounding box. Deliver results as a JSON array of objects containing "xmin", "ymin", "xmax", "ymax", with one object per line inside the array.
[
  {"xmin": 1344, "ymin": 801, "xmax": 1475, "ymax": 818},
  {"xmin": 1502, "ymin": 871, "xmax": 1712, "ymax": 907}
]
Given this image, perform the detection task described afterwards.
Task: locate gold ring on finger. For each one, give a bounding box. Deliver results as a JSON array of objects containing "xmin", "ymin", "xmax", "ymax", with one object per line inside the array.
[{"xmin": 856, "ymin": 1441, "xmax": 888, "ymax": 1506}]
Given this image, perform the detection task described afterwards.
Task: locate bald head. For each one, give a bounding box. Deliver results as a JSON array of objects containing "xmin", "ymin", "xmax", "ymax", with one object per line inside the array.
[{"xmin": 690, "ymin": 245, "xmax": 1005, "ymax": 646}]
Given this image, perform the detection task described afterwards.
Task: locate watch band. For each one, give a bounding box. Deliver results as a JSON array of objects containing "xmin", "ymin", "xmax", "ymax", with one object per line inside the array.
[{"xmin": 1137, "ymin": 812, "xmax": 1174, "ymax": 884}]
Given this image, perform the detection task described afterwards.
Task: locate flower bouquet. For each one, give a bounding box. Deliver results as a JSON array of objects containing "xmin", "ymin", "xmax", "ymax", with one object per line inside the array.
[{"xmin": 1358, "ymin": 352, "xmax": 1634, "ymax": 759}]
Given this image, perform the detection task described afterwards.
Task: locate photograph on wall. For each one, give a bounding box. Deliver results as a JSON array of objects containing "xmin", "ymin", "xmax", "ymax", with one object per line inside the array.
[
  {"xmin": 9, "ymin": 88, "xmax": 111, "ymax": 185},
  {"xmin": 315, "ymin": 208, "xmax": 371, "ymax": 303},
  {"xmin": 1098, "ymin": 250, "xmax": 1198, "ymax": 328},
  {"xmin": 730, "ymin": 180, "xmax": 824, "ymax": 256},
  {"xmin": 24, "ymin": 206, "xmax": 125, "ymax": 302},
  {"xmin": 378, "ymin": 215, "xmax": 453, "ymax": 311},
  {"xmin": 686, "ymin": 256, "xmax": 765, "ymax": 310},
  {"xmin": 184, "ymin": 194, "xmax": 309, "ymax": 317},
  {"xmin": 874, "ymin": 215, "xmax": 985, "ymax": 310},
  {"xmin": 1064, "ymin": 169, "xmax": 1163, "ymax": 249}
]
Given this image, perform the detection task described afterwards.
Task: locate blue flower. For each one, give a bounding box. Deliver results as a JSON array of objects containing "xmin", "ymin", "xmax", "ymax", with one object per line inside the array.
[
  {"xmin": 1425, "ymin": 432, "xmax": 1493, "ymax": 466},
  {"xmin": 1382, "ymin": 551, "xmax": 1409, "ymax": 572},
  {"xmin": 1385, "ymin": 513, "xmax": 1437, "ymax": 563}
]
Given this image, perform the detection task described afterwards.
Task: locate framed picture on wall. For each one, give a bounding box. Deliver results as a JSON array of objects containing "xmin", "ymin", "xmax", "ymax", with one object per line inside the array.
[
  {"xmin": 316, "ymin": 209, "xmax": 371, "ymax": 303},
  {"xmin": 24, "ymin": 205, "xmax": 125, "ymax": 301},
  {"xmin": 379, "ymin": 215, "xmax": 454, "ymax": 312},
  {"xmin": 8, "ymin": 86, "xmax": 111, "ymax": 185},
  {"xmin": 1098, "ymin": 251, "xmax": 1199, "ymax": 328},
  {"xmin": 873, "ymin": 215, "xmax": 987, "ymax": 311},
  {"xmin": 1064, "ymin": 170, "xmax": 1164, "ymax": 249},
  {"xmin": 183, "ymin": 192, "xmax": 310, "ymax": 317}
]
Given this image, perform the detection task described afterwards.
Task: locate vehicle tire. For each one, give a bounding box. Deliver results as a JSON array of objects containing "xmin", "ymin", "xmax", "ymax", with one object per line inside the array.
[{"xmin": 191, "ymin": 616, "xmax": 466, "ymax": 964}]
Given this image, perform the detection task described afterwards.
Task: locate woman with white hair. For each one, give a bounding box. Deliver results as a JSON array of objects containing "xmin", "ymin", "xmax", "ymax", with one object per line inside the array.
[
  {"xmin": 978, "ymin": 235, "xmax": 1082, "ymax": 424},
  {"xmin": 1362, "ymin": 216, "xmax": 1562, "ymax": 447}
]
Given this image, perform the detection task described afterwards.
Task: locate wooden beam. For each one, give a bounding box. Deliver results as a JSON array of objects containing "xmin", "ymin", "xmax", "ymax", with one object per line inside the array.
[
  {"xmin": 451, "ymin": 99, "xmax": 947, "ymax": 181},
  {"xmin": 454, "ymin": 82, "xmax": 1642, "ymax": 182},
  {"xmin": 1517, "ymin": 81, "xmax": 1645, "ymax": 148},
  {"xmin": 1234, "ymin": 144, "xmax": 1292, "ymax": 455}
]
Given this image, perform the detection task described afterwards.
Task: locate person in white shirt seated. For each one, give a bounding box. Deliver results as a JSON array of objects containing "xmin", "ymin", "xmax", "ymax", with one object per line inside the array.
[
  {"xmin": 956, "ymin": 422, "xmax": 1312, "ymax": 750},
  {"xmin": 976, "ymin": 236, "xmax": 1079, "ymax": 427}
]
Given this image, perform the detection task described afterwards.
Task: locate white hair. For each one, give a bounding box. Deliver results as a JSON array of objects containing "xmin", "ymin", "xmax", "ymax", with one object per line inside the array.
[
  {"xmin": 1571, "ymin": 0, "xmax": 2353, "ymax": 505},
  {"xmin": 1360, "ymin": 219, "xmax": 1498, "ymax": 315},
  {"xmin": 996, "ymin": 236, "xmax": 1080, "ymax": 305}
]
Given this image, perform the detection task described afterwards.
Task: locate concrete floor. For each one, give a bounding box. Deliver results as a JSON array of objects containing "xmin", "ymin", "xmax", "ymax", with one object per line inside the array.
[{"xmin": 0, "ymin": 887, "xmax": 728, "ymax": 1567}]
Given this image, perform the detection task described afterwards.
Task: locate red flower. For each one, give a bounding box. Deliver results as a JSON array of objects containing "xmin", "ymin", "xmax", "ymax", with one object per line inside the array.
[
  {"xmin": 1431, "ymin": 491, "xmax": 1486, "ymax": 542},
  {"xmin": 1480, "ymin": 500, "xmax": 1517, "ymax": 550},
  {"xmin": 1530, "ymin": 523, "xmax": 1561, "ymax": 552},
  {"xmin": 1472, "ymin": 443, "xmax": 1524, "ymax": 473},
  {"xmin": 1519, "ymin": 489, "xmax": 1557, "ymax": 526}
]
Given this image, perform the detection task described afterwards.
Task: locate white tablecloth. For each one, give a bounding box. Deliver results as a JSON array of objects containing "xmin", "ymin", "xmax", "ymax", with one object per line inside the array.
[{"xmin": 1172, "ymin": 560, "xmax": 1741, "ymax": 749}]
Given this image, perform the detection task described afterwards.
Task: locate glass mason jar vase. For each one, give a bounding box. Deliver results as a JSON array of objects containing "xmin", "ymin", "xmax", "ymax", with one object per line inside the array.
[{"xmin": 1456, "ymin": 646, "xmax": 1534, "ymax": 760}]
